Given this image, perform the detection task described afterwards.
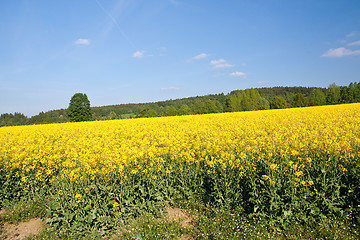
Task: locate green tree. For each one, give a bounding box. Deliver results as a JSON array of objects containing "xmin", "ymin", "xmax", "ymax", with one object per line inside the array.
[
  {"xmin": 309, "ymin": 88, "xmax": 326, "ymax": 106},
  {"xmin": 258, "ymin": 97, "xmax": 270, "ymax": 110},
  {"xmin": 145, "ymin": 108, "xmax": 158, "ymax": 118},
  {"xmin": 0, "ymin": 112, "xmax": 28, "ymax": 126},
  {"xmin": 292, "ymin": 93, "xmax": 308, "ymax": 107},
  {"xmin": 355, "ymin": 82, "xmax": 360, "ymax": 102},
  {"xmin": 68, "ymin": 93, "xmax": 92, "ymax": 122},
  {"xmin": 226, "ymin": 93, "xmax": 242, "ymax": 112},
  {"xmin": 165, "ymin": 106, "xmax": 178, "ymax": 116},
  {"xmin": 226, "ymin": 89, "xmax": 264, "ymax": 112},
  {"xmin": 270, "ymin": 96, "xmax": 287, "ymax": 109},
  {"xmin": 178, "ymin": 104, "xmax": 192, "ymax": 115},
  {"xmin": 108, "ymin": 111, "xmax": 118, "ymax": 120},
  {"xmin": 193, "ymin": 101, "xmax": 207, "ymax": 114},
  {"xmin": 138, "ymin": 107, "xmax": 158, "ymax": 118},
  {"xmin": 341, "ymin": 82, "xmax": 360, "ymax": 103},
  {"xmin": 205, "ymin": 100, "xmax": 221, "ymax": 113},
  {"xmin": 326, "ymin": 83, "xmax": 341, "ymax": 104}
]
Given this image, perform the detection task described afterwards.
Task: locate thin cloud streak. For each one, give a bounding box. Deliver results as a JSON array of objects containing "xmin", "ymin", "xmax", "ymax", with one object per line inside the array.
[
  {"xmin": 346, "ymin": 31, "xmax": 359, "ymax": 38},
  {"xmin": 75, "ymin": 38, "xmax": 90, "ymax": 45},
  {"xmin": 322, "ymin": 47, "xmax": 360, "ymax": 57},
  {"xmin": 193, "ymin": 53, "xmax": 209, "ymax": 60},
  {"xmin": 348, "ymin": 40, "xmax": 360, "ymax": 46},
  {"xmin": 95, "ymin": 0, "xmax": 136, "ymax": 49},
  {"xmin": 210, "ymin": 59, "xmax": 233, "ymax": 69},
  {"xmin": 229, "ymin": 72, "xmax": 246, "ymax": 77}
]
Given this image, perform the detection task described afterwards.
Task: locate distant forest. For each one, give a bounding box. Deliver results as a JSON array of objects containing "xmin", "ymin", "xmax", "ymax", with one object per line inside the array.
[{"xmin": 1, "ymin": 82, "xmax": 360, "ymax": 127}]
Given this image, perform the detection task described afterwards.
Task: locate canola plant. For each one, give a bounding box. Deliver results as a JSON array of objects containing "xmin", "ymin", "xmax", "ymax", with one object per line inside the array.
[{"xmin": 1, "ymin": 103, "xmax": 359, "ymax": 233}]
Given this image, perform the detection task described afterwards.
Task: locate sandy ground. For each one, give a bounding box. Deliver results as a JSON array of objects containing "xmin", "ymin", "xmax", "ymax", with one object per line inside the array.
[
  {"xmin": 165, "ymin": 207, "xmax": 194, "ymax": 240},
  {"xmin": 165, "ymin": 206, "xmax": 193, "ymax": 229},
  {"xmin": 1, "ymin": 219, "xmax": 43, "ymax": 240},
  {"xmin": 0, "ymin": 209, "xmax": 44, "ymax": 240}
]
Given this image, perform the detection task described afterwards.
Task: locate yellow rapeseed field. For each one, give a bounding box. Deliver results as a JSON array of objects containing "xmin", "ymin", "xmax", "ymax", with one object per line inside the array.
[
  {"xmin": 1, "ymin": 103, "xmax": 359, "ymax": 185},
  {"xmin": 1, "ymin": 103, "xmax": 360, "ymax": 234}
]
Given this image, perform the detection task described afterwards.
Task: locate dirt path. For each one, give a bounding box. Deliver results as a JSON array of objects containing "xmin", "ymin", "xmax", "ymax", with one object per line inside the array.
[
  {"xmin": 1, "ymin": 219, "xmax": 43, "ymax": 240},
  {"xmin": 0, "ymin": 209, "xmax": 44, "ymax": 240},
  {"xmin": 165, "ymin": 207, "xmax": 193, "ymax": 229}
]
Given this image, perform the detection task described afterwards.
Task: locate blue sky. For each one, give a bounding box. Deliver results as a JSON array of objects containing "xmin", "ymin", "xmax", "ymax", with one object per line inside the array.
[{"xmin": 1, "ymin": 0, "xmax": 360, "ymax": 116}]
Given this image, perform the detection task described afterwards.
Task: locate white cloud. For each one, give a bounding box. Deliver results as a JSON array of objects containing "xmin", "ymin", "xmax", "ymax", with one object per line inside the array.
[
  {"xmin": 322, "ymin": 47, "xmax": 360, "ymax": 57},
  {"xmin": 193, "ymin": 53, "xmax": 209, "ymax": 60},
  {"xmin": 347, "ymin": 31, "xmax": 359, "ymax": 38},
  {"xmin": 133, "ymin": 51, "xmax": 144, "ymax": 58},
  {"xmin": 161, "ymin": 86, "xmax": 180, "ymax": 91},
  {"xmin": 348, "ymin": 40, "xmax": 360, "ymax": 46},
  {"xmin": 257, "ymin": 81, "xmax": 270, "ymax": 85},
  {"xmin": 74, "ymin": 38, "xmax": 90, "ymax": 45},
  {"xmin": 210, "ymin": 59, "xmax": 233, "ymax": 69},
  {"xmin": 229, "ymin": 72, "xmax": 246, "ymax": 77}
]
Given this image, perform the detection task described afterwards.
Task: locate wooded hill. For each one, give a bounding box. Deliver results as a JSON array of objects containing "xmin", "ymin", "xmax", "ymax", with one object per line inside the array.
[{"xmin": 1, "ymin": 82, "xmax": 359, "ymax": 127}]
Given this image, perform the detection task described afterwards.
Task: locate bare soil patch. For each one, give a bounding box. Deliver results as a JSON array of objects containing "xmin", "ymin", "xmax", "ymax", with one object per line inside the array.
[
  {"xmin": 1, "ymin": 218, "xmax": 43, "ymax": 240},
  {"xmin": 165, "ymin": 206, "xmax": 193, "ymax": 229},
  {"xmin": 0, "ymin": 209, "xmax": 44, "ymax": 240}
]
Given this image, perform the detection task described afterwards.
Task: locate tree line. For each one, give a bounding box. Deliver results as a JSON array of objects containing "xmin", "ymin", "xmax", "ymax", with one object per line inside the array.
[{"xmin": 1, "ymin": 82, "xmax": 360, "ymax": 126}]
